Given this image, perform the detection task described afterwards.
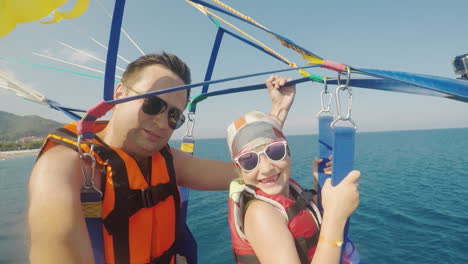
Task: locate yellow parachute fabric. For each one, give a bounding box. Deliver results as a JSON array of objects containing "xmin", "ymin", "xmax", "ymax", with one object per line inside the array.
[
  {"xmin": 41, "ymin": 0, "xmax": 89, "ymax": 24},
  {"xmin": 0, "ymin": 0, "xmax": 89, "ymax": 38}
]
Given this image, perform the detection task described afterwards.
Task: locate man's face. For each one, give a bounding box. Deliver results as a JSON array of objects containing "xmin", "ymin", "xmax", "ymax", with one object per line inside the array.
[{"xmin": 113, "ymin": 65, "xmax": 187, "ymax": 158}]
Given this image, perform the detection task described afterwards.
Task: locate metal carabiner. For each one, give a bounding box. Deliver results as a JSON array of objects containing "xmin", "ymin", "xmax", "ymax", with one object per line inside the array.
[
  {"xmin": 331, "ymin": 84, "xmax": 357, "ymax": 130},
  {"xmin": 316, "ymin": 78, "xmax": 334, "ymax": 117},
  {"xmin": 185, "ymin": 111, "xmax": 196, "ymax": 138},
  {"xmin": 77, "ymin": 135, "xmax": 102, "ymax": 196},
  {"xmin": 337, "ymin": 66, "xmax": 351, "ymax": 87}
]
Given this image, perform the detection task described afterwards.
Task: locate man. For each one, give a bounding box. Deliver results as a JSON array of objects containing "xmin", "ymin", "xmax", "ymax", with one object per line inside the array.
[{"xmin": 28, "ymin": 53, "xmax": 295, "ymax": 264}]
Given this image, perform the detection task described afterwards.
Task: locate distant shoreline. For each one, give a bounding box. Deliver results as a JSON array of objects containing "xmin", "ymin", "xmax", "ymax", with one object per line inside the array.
[{"xmin": 0, "ymin": 149, "xmax": 40, "ymax": 160}]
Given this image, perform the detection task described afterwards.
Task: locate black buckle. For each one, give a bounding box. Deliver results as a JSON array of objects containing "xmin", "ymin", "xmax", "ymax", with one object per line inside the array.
[
  {"xmin": 300, "ymin": 189, "xmax": 315, "ymax": 203},
  {"xmin": 141, "ymin": 188, "xmax": 153, "ymax": 208}
]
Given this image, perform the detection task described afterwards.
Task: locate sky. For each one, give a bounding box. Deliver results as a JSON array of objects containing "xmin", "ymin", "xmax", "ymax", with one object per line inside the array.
[{"xmin": 0, "ymin": 0, "xmax": 467, "ymax": 139}]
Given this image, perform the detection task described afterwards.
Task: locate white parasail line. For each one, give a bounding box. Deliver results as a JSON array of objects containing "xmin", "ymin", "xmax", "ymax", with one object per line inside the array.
[
  {"xmin": 57, "ymin": 41, "xmax": 125, "ymax": 72},
  {"xmin": 32, "ymin": 52, "xmax": 122, "ymax": 79},
  {"xmin": 95, "ymin": 0, "xmax": 146, "ymax": 56}
]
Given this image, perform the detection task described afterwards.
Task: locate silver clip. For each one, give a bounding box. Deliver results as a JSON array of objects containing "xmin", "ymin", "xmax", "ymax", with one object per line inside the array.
[
  {"xmin": 331, "ymin": 68, "xmax": 357, "ymax": 130},
  {"xmin": 77, "ymin": 135, "xmax": 102, "ymax": 196},
  {"xmin": 337, "ymin": 67, "xmax": 351, "ymax": 87},
  {"xmin": 185, "ymin": 111, "xmax": 196, "ymax": 138},
  {"xmin": 316, "ymin": 78, "xmax": 334, "ymax": 117}
]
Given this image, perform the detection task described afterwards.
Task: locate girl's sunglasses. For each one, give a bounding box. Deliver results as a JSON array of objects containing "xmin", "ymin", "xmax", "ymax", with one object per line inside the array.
[
  {"xmin": 126, "ymin": 86, "xmax": 185, "ymax": 130},
  {"xmin": 234, "ymin": 141, "xmax": 288, "ymax": 172}
]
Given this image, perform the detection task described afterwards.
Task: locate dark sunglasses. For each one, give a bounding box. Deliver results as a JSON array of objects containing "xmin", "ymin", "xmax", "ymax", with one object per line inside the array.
[
  {"xmin": 234, "ymin": 141, "xmax": 288, "ymax": 172},
  {"xmin": 126, "ymin": 86, "xmax": 185, "ymax": 130}
]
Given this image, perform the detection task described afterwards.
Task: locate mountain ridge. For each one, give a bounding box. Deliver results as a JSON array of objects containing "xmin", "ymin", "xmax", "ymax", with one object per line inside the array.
[{"xmin": 0, "ymin": 111, "xmax": 63, "ymax": 141}]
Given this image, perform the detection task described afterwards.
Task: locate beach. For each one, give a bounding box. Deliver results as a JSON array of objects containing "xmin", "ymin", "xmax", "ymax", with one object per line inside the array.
[{"xmin": 0, "ymin": 149, "xmax": 40, "ymax": 160}]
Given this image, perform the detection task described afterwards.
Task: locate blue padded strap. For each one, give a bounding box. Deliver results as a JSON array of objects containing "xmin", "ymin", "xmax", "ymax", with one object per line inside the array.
[
  {"xmin": 318, "ymin": 115, "xmax": 333, "ymax": 189},
  {"xmin": 332, "ymin": 127, "xmax": 355, "ymax": 186},
  {"xmin": 177, "ymin": 136, "xmax": 198, "ymax": 264},
  {"xmin": 332, "ymin": 126, "xmax": 355, "ymax": 264},
  {"xmin": 176, "ymin": 186, "xmax": 197, "ymax": 264},
  {"xmin": 81, "ymin": 191, "xmax": 105, "ymax": 264}
]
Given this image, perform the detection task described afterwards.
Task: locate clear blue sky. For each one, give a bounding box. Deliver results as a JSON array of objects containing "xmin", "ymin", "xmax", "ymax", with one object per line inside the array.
[{"xmin": 1, "ymin": 0, "xmax": 467, "ymax": 139}]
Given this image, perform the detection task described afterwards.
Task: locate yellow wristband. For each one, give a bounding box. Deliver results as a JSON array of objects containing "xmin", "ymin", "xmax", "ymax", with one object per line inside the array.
[{"xmin": 318, "ymin": 236, "xmax": 343, "ymax": 248}]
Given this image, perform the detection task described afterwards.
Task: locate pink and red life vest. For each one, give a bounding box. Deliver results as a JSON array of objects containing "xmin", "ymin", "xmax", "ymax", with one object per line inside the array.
[{"xmin": 228, "ymin": 178, "xmax": 322, "ymax": 264}]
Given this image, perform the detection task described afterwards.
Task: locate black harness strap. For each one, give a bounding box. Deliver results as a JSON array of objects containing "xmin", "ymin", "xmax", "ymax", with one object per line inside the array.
[
  {"xmin": 233, "ymin": 251, "xmax": 259, "ymax": 264},
  {"xmin": 295, "ymin": 231, "xmax": 320, "ymax": 264},
  {"xmin": 237, "ymin": 185, "xmax": 320, "ymax": 264},
  {"xmin": 95, "ymin": 145, "xmax": 131, "ymax": 264},
  {"xmin": 286, "ymin": 188, "xmax": 321, "ymax": 264},
  {"xmin": 43, "ymin": 125, "xmax": 180, "ymax": 264},
  {"xmin": 99, "ymin": 145, "xmax": 180, "ymax": 264},
  {"xmin": 147, "ymin": 242, "xmax": 176, "ymax": 264},
  {"xmin": 102, "ymin": 182, "xmax": 175, "ymax": 233},
  {"xmin": 286, "ymin": 189, "xmax": 319, "ymax": 220}
]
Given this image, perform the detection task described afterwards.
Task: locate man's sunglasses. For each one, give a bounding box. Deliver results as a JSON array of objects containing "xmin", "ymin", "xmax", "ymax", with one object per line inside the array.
[
  {"xmin": 234, "ymin": 141, "xmax": 288, "ymax": 172},
  {"xmin": 126, "ymin": 86, "xmax": 185, "ymax": 130}
]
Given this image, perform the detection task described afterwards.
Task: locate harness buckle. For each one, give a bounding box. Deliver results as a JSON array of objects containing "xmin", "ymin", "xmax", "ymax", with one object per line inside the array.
[{"xmin": 141, "ymin": 188, "xmax": 153, "ymax": 208}]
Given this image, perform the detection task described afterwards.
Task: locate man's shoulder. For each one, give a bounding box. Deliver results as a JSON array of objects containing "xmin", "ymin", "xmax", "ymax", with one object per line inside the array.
[
  {"xmin": 30, "ymin": 144, "xmax": 83, "ymax": 196},
  {"xmin": 33, "ymin": 144, "xmax": 81, "ymax": 179},
  {"xmin": 39, "ymin": 144, "xmax": 80, "ymax": 162}
]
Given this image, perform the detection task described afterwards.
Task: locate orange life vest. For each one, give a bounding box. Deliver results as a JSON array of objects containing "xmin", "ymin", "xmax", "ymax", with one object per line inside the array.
[
  {"xmin": 39, "ymin": 121, "xmax": 180, "ymax": 264},
  {"xmin": 228, "ymin": 178, "xmax": 322, "ymax": 264}
]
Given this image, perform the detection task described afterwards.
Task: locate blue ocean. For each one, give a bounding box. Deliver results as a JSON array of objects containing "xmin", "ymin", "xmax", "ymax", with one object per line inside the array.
[{"xmin": 1, "ymin": 128, "xmax": 467, "ymax": 264}]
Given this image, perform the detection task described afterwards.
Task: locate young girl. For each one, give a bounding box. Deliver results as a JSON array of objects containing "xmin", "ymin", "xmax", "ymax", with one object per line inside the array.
[{"xmin": 226, "ymin": 111, "xmax": 360, "ymax": 264}]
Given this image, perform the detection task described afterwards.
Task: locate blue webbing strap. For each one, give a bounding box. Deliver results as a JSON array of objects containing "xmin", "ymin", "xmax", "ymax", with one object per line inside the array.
[
  {"xmin": 81, "ymin": 191, "xmax": 105, "ymax": 264},
  {"xmin": 222, "ymin": 28, "xmax": 289, "ymax": 64},
  {"xmin": 318, "ymin": 115, "xmax": 333, "ymax": 188},
  {"xmin": 174, "ymin": 28, "xmax": 228, "ymax": 260},
  {"xmin": 48, "ymin": 105, "xmax": 82, "ymax": 120},
  {"xmin": 103, "ymin": 0, "xmax": 125, "ymax": 101},
  {"xmin": 202, "ymin": 28, "xmax": 224, "ymax": 94},
  {"xmin": 109, "ymin": 68, "xmax": 318, "ymax": 104},
  {"xmin": 205, "ymin": 77, "xmax": 309, "ymax": 97},
  {"xmin": 174, "ymin": 29, "xmax": 227, "ymax": 263},
  {"xmin": 317, "ymin": 115, "xmax": 333, "ymax": 210},
  {"xmin": 177, "ymin": 136, "xmax": 198, "ymax": 264},
  {"xmin": 332, "ymin": 126, "xmax": 355, "ymax": 264},
  {"xmin": 83, "ymin": 0, "xmax": 126, "ymax": 263},
  {"xmin": 190, "ymin": 0, "xmax": 323, "ymax": 60}
]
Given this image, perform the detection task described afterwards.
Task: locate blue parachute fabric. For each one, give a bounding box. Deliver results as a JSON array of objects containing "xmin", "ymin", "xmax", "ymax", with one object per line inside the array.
[
  {"xmin": 354, "ymin": 68, "xmax": 468, "ymax": 103},
  {"xmin": 81, "ymin": 191, "xmax": 105, "ymax": 264},
  {"xmin": 326, "ymin": 78, "xmax": 448, "ymax": 98}
]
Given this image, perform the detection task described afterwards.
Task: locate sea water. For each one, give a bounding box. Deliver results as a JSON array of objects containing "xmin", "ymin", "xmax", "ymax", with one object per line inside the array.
[{"xmin": 1, "ymin": 128, "xmax": 467, "ymax": 263}]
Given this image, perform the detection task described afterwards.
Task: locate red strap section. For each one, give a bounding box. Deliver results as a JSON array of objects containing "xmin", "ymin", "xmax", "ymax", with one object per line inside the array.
[
  {"xmin": 77, "ymin": 120, "xmax": 96, "ymax": 135},
  {"xmin": 321, "ymin": 60, "xmax": 346, "ymax": 72},
  {"xmin": 86, "ymin": 100, "xmax": 115, "ymax": 119}
]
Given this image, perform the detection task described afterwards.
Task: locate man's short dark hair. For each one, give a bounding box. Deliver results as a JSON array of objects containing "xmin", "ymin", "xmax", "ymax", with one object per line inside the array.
[{"xmin": 121, "ymin": 52, "xmax": 191, "ymax": 100}]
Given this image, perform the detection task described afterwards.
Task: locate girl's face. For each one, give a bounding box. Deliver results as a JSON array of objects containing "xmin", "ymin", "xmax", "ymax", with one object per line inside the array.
[{"xmin": 235, "ymin": 140, "xmax": 291, "ymax": 196}]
